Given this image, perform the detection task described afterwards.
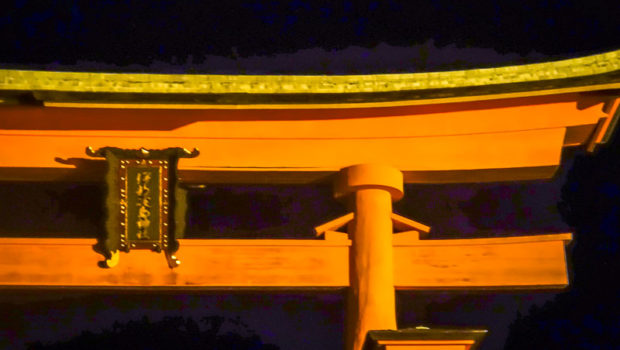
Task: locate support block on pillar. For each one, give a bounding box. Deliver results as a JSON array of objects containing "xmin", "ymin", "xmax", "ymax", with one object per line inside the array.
[
  {"xmin": 363, "ymin": 328, "xmax": 487, "ymax": 350},
  {"xmin": 334, "ymin": 163, "xmax": 404, "ymax": 201}
]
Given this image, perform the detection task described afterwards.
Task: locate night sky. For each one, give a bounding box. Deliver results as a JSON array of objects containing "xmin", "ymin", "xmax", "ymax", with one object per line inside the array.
[
  {"xmin": 1, "ymin": 1, "xmax": 620, "ymax": 349},
  {"xmin": 2, "ymin": 0, "xmax": 619, "ymax": 73}
]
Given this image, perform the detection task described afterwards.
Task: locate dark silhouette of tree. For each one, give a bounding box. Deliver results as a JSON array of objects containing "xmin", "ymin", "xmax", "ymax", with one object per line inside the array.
[
  {"xmin": 27, "ymin": 315, "xmax": 280, "ymax": 350},
  {"xmin": 505, "ymin": 131, "xmax": 620, "ymax": 348}
]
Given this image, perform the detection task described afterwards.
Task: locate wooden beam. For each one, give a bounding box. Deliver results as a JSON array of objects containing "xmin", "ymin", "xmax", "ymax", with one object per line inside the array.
[
  {"xmin": 0, "ymin": 128, "xmax": 566, "ymax": 181},
  {"xmin": 0, "ymin": 238, "xmax": 350, "ymax": 288},
  {"xmin": 0, "ymin": 234, "xmax": 571, "ymax": 289},
  {"xmin": 365, "ymin": 328, "xmax": 487, "ymax": 350},
  {"xmin": 1, "ymin": 97, "xmax": 607, "ymax": 183},
  {"xmin": 0, "ymin": 99, "xmax": 603, "ymax": 138},
  {"xmin": 0, "ymin": 165, "xmax": 561, "ymax": 184},
  {"xmin": 373, "ymin": 340, "xmax": 475, "ymax": 350},
  {"xmin": 587, "ymin": 98, "xmax": 620, "ymax": 152},
  {"xmin": 394, "ymin": 233, "xmax": 572, "ymax": 289}
]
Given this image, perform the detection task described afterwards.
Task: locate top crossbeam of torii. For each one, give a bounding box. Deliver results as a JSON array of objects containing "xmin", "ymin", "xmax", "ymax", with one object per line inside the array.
[{"xmin": 0, "ymin": 49, "xmax": 619, "ymax": 184}]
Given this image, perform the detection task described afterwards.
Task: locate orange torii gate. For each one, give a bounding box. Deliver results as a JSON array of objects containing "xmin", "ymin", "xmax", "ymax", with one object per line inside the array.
[{"xmin": 0, "ymin": 49, "xmax": 619, "ymax": 350}]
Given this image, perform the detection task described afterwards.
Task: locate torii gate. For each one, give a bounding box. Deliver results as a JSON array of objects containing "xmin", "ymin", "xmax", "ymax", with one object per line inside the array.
[{"xmin": 0, "ymin": 49, "xmax": 619, "ymax": 350}]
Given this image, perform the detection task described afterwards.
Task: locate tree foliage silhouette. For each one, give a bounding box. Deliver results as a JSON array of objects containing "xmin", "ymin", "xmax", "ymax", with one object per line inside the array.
[
  {"xmin": 505, "ymin": 131, "xmax": 620, "ymax": 349},
  {"xmin": 27, "ymin": 315, "xmax": 280, "ymax": 350}
]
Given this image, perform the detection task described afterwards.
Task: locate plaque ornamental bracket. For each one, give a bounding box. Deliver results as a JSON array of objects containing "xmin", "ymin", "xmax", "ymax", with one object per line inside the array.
[{"xmin": 86, "ymin": 146, "xmax": 199, "ymax": 269}]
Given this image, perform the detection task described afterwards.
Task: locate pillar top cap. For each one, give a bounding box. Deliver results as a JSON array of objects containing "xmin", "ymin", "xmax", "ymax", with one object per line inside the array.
[{"xmin": 334, "ymin": 164, "xmax": 404, "ymax": 201}]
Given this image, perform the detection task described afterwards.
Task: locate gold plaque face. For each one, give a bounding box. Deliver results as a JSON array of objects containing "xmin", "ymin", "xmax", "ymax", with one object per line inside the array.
[{"xmin": 119, "ymin": 159, "xmax": 169, "ymax": 252}]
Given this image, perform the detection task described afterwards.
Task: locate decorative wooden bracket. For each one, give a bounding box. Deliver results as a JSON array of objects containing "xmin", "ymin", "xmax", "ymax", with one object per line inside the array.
[
  {"xmin": 314, "ymin": 212, "xmax": 354, "ymax": 241},
  {"xmin": 587, "ymin": 97, "xmax": 620, "ymax": 152},
  {"xmin": 390, "ymin": 213, "xmax": 431, "ymax": 243},
  {"xmin": 314, "ymin": 212, "xmax": 431, "ymax": 242},
  {"xmin": 87, "ymin": 146, "xmax": 199, "ymax": 268}
]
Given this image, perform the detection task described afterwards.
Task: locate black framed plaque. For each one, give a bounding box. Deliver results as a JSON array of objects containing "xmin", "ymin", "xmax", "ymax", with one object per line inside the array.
[{"xmin": 87, "ymin": 146, "xmax": 199, "ymax": 268}]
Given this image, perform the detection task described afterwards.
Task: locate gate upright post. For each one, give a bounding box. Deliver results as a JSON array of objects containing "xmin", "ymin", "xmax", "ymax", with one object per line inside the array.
[{"xmin": 334, "ymin": 164, "xmax": 404, "ymax": 350}]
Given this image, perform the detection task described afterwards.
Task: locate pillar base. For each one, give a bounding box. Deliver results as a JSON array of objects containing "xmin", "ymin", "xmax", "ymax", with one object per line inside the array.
[{"xmin": 363, "ymin": 327, "xmax": 488, "ymax": 350}]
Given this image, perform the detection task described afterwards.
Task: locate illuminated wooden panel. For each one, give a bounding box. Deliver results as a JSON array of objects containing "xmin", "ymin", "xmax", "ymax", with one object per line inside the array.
[
  {"xmin": 1, "ymin": 95, "xmax": 610, "ymax": 183},
  {"xmin": 372, "ymin": 341, "xmax": 473, "ymax": 350},
  {"xmin": 0, "ymin": 99, "xmax": 604, "ymax": 136},
  {"xmin": 393, "ymin": 234, "xmax": 572, "ymax": 289},
  {"xmin": 147, "ymin": 102, "xmax": 602, "ymax": 139},
  {"xmin": 0, "ymin": 238, "xmax": 350, "ymax": 287},
  {"xmin": 364, "ymin": 329, "xmax": 487, "ymax": 350},
  {"xmin": 0, "ymin": 128, "xmax": 565, "ymax": 182},
  {"xmin": 0, "ymin": 234, "xmax": 570, "ymax": 289},
  {"xmin": 0, "ymin": 165, "xmax": 560, "ymax": 184}
]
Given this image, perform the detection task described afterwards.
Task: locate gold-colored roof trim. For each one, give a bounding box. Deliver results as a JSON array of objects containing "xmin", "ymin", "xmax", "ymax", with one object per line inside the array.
[
  {"xmin": 41, "ymin": 82, "xmax": 620, "ymax": 109},
  {"xmin": 1, "ymin": 49, "xmax": 619, "ymax": 95}
]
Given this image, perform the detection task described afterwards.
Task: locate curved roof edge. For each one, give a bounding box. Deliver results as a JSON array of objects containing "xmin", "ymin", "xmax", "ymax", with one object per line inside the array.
[{"xmin": 0, "ymin": 49, "xmax": 618, "ymax": 106}]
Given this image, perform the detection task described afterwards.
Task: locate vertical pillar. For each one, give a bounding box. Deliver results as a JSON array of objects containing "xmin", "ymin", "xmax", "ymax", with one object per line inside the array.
[{"xmin": 335, "ymin": 164, "xmax": 404, "ymax": 350}]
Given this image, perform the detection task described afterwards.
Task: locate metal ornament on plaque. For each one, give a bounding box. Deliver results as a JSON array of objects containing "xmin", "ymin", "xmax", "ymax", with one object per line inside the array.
[{"xmin": 86, "ymin": 146, "xmax": 199, "ymax": 268}]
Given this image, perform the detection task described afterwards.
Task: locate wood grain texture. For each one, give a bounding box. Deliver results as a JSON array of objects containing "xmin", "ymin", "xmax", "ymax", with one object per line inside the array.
[
  {"xmin": 1, "ymin": 97, "xmax": 607, "ymax": 183},
  {"xmin": 394, "ymin": 234, "xmax": 572, "ymax": 289},
  {"xmin": 0, "ymin": 128, "xmax": 566, "ymax": 172},
  {"xmin": 0, "ymin": 238, "xmax": 350, "ymax": 288},
  {"xmin": 0, "ymin": 234, "xmax": 571, "ymax": 289}
]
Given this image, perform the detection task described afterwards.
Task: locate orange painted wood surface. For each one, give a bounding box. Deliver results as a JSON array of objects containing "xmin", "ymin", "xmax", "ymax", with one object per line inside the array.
[
  {"xmin": 383, "ymin": 345, "xmax": 469, "ymax": 350},
  {"xmin": 379, "ymin": 340, "xmax": 474, "ymax": 350},
  {"xmin": 0, "ymin": 234, "xmax": 570, "ymax": 289},
  {"xmin": 0, "ymin": 95, "xmax": 604, "ymax": 135},
  {"xmin": 0, "ymin": 96, "xmax": 606, "ymax": 183},
  {"xmin": 0, "ymin": 238, "xmax": 350, "ymax": 288},
  {"xmin": 0, "ymin": 129, "xmax": 566, "ymax": 181},
  {"xmin": 394, "ymin": 234, "xmax": 572, "ymax": 289}
]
